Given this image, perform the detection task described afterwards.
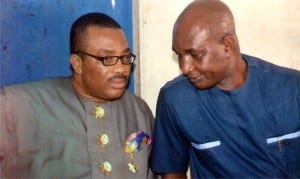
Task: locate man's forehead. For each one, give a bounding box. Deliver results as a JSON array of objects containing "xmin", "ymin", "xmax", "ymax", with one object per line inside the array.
[{"xmin": 173, "ymin": 21, "xmax": 209, "ymax": 41}]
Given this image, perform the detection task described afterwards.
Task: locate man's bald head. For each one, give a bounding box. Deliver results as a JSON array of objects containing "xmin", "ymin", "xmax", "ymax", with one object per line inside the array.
[
  {"xmin": 173, "ymin": 0, "xmax": 237, "ymax": 43},
  {"xmin": 172, "ymin": 0, "xmax": 245, "ymax": 91}
]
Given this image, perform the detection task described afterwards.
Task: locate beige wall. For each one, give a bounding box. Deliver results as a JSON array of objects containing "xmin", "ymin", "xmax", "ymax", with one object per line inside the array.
[{"xmin": 136, "ymin": 0, "xmax": 300, "ymax": 113}]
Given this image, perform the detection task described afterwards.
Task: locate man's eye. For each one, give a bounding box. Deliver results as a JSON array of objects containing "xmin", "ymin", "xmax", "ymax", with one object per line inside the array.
[
  {"xmin": 122, "ymin": 55, "xmax": 131, "ymax": 60},
  {"xmin": 191, "ymin": 52, "xmax": 206, "ymax": 61},
  {"xmin": 191, "ymin": 53, "xmax": 202, "ymax": 59},
  {"xmin": 103, "ymin": 56, "xmax": 114, "ymax": 61}
]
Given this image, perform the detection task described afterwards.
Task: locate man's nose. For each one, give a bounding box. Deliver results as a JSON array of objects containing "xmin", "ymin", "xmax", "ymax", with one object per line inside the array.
[{"xmin": 180, "ymin": 57, "xmax": 194, "ymax": 75}]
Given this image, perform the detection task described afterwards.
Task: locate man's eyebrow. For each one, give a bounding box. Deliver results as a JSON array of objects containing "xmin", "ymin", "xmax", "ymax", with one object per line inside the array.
[
  {"xmin": 97, "ymin": 47, "xmax": 131, "ymax": 54},
  {"xmin": 186, "ymin": 46, "xmax": 207, "ymax": 53},
  {"xmin": 172, "ymin": 47, "xmax": 206, "ymax": 55}
]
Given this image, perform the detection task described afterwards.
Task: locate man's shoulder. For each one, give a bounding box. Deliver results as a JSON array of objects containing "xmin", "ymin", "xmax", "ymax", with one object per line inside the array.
[
  {"xmin": 243, "ymin": 54, "xmax": 300, "ymax": 77},
  {"xmin": 2, "ymin": 77, "xmax": 71, "ymax": 96},
  {"xmin": 244, "ymin": 54, "xmax": 300, "ymax": 90},
  {"xmin": 3, "ymin": 77, "xmax": 69, "ymax": 88}
]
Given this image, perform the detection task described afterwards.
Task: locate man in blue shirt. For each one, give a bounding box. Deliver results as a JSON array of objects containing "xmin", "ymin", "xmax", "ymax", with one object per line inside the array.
[{"xmin": 150, "ymin": 0, "xmax": 300, "ymax": 178}]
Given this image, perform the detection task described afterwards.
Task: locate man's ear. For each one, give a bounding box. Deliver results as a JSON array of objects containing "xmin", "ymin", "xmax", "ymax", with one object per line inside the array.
[
  {"xmin": 222, "ymin": 34, "xmax": 235, "ymax": 56},
  {"xmin": 70, "ymin": 54, "xmax": 83, "ymax": 74}
]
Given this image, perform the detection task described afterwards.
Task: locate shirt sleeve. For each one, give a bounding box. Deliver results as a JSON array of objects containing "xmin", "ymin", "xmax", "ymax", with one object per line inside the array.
[{"xmin": 150, "ymin": 88, "xmax": 190, "ymax": 174}]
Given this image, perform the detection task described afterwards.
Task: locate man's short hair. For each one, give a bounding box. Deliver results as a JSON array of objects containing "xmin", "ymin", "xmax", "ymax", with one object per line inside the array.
[{"xmin": 70, "ymin": 12, "xmax": 121, "ymax": 53}]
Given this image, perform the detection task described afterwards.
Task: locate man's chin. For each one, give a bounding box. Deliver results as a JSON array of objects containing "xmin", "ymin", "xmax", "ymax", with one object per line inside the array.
[
  {"xmin": 193, "ymin": 82, "xmax": 214, "ymax": 90},
  {"xmin": 106, "ymin": 90, "xmax": 126, "ymax": 101}
]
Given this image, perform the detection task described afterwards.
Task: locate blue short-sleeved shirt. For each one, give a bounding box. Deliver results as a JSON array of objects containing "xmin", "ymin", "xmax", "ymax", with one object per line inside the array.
[{"xmin": 150, "ymin": 54, "xmax": 300, "ymax": 178}]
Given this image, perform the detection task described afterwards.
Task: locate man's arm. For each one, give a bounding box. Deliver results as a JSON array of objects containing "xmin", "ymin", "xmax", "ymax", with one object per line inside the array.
[{"xmin": 162, "ymin": 173, "xmax": 187, "ymax": 179}]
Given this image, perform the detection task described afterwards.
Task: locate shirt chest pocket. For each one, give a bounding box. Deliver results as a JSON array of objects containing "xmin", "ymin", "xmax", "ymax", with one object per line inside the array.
[
  {"xmin": 191, "ymin": 140, "xmax": 222, "ymax": 159},
  {"xmin": 190, "ymin": 140, "xmax": 231, "ymax": 177},
  {"xmin": 266, "ymin": 130, "xmax": 300, "ymax": 175}
]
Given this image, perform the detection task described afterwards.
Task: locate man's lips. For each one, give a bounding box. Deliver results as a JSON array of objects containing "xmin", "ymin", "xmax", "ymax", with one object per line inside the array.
[
  {"xmin": 108, "ymin": 76, "xmax": 128, "ymax": 89},
  {"xmin": 189, "ymin": 75, "xmax": 204, "ymax": 84}
]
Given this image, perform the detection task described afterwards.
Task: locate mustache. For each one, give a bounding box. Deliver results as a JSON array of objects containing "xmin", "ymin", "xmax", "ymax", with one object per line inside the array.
[{"xmin": 108, "ymin": 74, "xmax": 128, "ymax": 81}]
